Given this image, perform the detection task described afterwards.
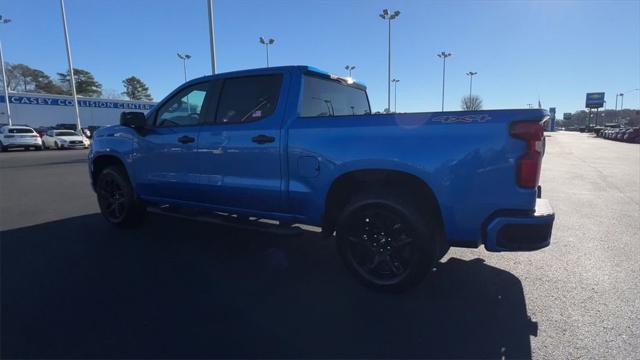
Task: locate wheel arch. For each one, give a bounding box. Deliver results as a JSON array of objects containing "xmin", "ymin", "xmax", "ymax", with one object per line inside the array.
[
  {"xmin": 91, "ymin": 154, "xmax": 128, "ymax": 187},
  {"xmin": 323, "ymin": 169, "xmax": 445, "ymax": 238}
]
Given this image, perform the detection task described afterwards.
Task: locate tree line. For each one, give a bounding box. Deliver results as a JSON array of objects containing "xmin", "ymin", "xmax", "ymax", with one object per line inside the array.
[
  {"xmin": 557, "ymin": 109, "xmax": 640, "ymax": 128},
  {"xmin": 2, "ymin": 63, "xmax": 153, "ymax": 101}
]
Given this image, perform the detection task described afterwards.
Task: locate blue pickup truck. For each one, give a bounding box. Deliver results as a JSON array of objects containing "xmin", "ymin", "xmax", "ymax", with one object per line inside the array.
[{"xmin": 89, "ymin": 65, "xmax": 554, "ymax": 292}]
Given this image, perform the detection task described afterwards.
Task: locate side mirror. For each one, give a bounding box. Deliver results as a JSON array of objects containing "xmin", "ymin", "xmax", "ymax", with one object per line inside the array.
[{"xmin": 120, "ymin": 111, "xmax": 146, "ymax": 129}]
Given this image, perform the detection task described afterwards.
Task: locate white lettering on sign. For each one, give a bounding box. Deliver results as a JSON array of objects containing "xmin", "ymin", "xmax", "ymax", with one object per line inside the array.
[{"xmin": 2, "ymin": 95, "xmax": 155, "ymax": 110}]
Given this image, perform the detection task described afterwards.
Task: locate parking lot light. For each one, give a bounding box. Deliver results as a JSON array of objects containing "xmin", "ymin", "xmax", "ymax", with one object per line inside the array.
[
  {"xmin": 345, "ymin": 65, "xmax": 356, "ymax": 78},
  {"xmin": 466, "ymin": 71, "xmax": 478, "ymax": 97},
  {"xmin": 177, "ymin": 53, "xmax": 192, "ymax": 82},
  {"xmin": 379, "ymin": 9, "xmax": 400, "ymax": 114},
  {"xmin": 437, "ymin": 51, "xmax": 452, "ymax": 111},
  {"xmin": 207, "ymin": 0, "xmax": 216, "ymax": 74},
  {"xmin": 259, "ymin": 37, "xmax": 275, "ymax": 67},
  {"xmin": 0, "ymin": 15, "xmax": 12, "ymax": 126},
  {"xmin": 392, "ymin": 78, "xmax": 400, "ymax": 113},
  {"xmin": 59, "ymin": 0, "xmax": 82, "ymax": 134}
]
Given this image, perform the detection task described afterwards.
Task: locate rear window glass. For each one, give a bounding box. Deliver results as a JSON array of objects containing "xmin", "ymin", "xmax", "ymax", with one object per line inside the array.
[
  {"xmin": 55, "ymin": 131, "xmax": 78, "ymax": 136},
  {"xmin": 8, "ymin": 128, "xmax": 35, "ymax": 134},
  {"xmin": 300, "ymin": 75, "xmax": 370, "ymax": 117}
]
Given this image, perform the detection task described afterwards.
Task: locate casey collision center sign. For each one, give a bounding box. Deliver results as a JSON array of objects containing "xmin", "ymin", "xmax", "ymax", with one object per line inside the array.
[{"xmin": 0, "ymin": 95, "xmax": 155, "ymax": 111}]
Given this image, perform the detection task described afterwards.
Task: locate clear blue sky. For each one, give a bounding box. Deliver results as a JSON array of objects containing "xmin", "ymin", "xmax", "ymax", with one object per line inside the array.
[{"xmin": 2, "ymin": 0, "xmax": 639, "ymax": 114}]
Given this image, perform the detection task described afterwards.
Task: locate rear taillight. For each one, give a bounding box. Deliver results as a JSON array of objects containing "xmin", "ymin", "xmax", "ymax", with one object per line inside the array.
[{"xmin": 510, "ymin": 121, "xmax": 544, "ymax": 189}]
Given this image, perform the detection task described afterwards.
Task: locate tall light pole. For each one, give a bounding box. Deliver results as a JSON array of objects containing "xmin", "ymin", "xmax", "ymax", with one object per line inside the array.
[
  {"xmin": 392, "ymin": 78, "xmax": 400, "ymax": 113},
  {"xmin": 259, "ymin": 37, "xmax": 274, "ymax": 67},
  {"xmin": 207, "ymin": 0, "xmax": 216, "ymax": 74},
  {"xmin": 466, "ymin": 71, "xmax": 477, "ymax": 97},
  {"xmin": 177, "ymin": 53, "xmax": 191, "ymax": 82},
  {"xmin": 379, "ymin": 9, "xmax": 400, "ymax": 113},
  {"xmin": 437, "ymin": 51, "xmax": 452, "ymax": 111},
  {"xmin": 345, "ymin": 65, "xmax": 355, "ymax": 78},
  {"xmin": 0, "ymin": 15, "xmax": 12, "ymax": 126},
  {"xmin": 619, "ymin": 93, "xmax": 624, "ymax": 110},
  {"xmin": 615, "ymin": 93, "xmax": 619, "ymax": 111},
  {"xmin": 59, "ymin": 0, "xmax": 82, "ymax": 133}
]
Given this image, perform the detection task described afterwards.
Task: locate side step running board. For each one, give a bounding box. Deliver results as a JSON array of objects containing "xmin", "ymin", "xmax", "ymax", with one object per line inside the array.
[{"xmin": 147, "ymin": 206, "xmax": 305, "ymax": 237}]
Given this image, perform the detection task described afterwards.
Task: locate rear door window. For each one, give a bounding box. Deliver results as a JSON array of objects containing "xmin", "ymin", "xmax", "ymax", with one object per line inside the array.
[
  {"xmin": 300, "ymin": 75, "xmax": 370, "ymax": 117},
  {"xmin": 215, "ymin": 75, "xmax": 282, "ymax": 124}
]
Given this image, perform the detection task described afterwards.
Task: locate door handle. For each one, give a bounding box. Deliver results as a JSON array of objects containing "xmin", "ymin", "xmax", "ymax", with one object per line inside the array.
[
  {"xmin": 251, "ymin": 134, "xmax": 275, "ymax": 144},
  {"xmin": 177, "ymin": 135, "xmax": 195, "ymax": 144}
]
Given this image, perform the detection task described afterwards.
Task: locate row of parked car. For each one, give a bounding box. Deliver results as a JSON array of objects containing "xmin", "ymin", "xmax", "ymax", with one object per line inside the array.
[
  {"xmin": 598, "ymin": 128, "xmax": 640, "ymax": 143},
  {"xmin": 0, "ymin": 125, "xmax": 91, "ymax": 152}
]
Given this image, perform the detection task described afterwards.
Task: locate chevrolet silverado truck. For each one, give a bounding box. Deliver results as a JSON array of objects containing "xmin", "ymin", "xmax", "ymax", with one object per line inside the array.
[{"xmin": 88, "ymin": 65, "xmax": 554, "ymax": 292}]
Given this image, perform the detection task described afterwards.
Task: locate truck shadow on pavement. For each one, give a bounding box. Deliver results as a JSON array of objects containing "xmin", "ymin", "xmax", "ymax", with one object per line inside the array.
[{"xmin": 1, "ymin": 213, "xmax": 537, "ymax": 359}]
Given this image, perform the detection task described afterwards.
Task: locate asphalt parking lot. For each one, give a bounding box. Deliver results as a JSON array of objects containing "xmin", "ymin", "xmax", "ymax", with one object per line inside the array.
[{"xmin": 1, "ymin": 131, "xmax": 639, "ymax": 359}]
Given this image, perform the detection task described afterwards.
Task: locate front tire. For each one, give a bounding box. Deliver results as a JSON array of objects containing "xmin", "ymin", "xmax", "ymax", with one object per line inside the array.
[
  {"xmin": 96, "ymin": 165, "xmax": 146, "ymax": 228},
  {"xmin": 336, "ymin": 192, "xmax": 439, "ymax": 293}
]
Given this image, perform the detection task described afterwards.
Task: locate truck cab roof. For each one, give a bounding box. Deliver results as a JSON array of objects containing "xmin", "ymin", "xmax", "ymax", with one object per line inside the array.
[{"xmin": 187, "ymin": 65, "xmax": 367, "ymax": 90}]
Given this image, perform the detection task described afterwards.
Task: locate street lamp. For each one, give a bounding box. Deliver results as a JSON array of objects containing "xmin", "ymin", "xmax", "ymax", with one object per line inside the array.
[
  {"xmin": 379, "ymin": 9, "xmax": 400, "ymax": 113},
  {"xmin": 59, "ymin": 0, "xmax": 82, "ymax": 134},
  {"xmin": 177, "ymin": 53, "xmax": 191, "ymax": 82},
  {"xmin": 259, "ymin": 37, "xmax": 275, "ymax": 67},
  {"xmin": 437, "ymin": 51, "xmax": 452, "ymax": 111},
  {"xmin": 392, "ymin": 78, "xmax": 400, "ymax": 113},
  {"xmin": 0, "ymin": 15, "xmax": 12, "ymax": 126},
  {"xmin": 619, "ymin": 93, "xmax": 624, "ymax": 110},
  {"xmin": 527, "ymin": 103, "xmax": 533, "ymax": 108},
  {"xmin": 207, "ymin": 0, "xmax": 216, "ymax": 74},
  {"xmin": 345, "ymin": 65, "xmax": 356, "ymax": 78},
  {"xmin": 465, "ymin": 71, "xmax": 477, "ymax": 97}
]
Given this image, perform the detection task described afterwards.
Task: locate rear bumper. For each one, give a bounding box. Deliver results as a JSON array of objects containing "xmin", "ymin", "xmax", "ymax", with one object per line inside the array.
[
  {"xmin": 484, "ymin": 198, "xmax": 554, "ymax": 252},
  {"xmin": 4, "ymin": 142, "xmax": 41, "ymax": 148}
]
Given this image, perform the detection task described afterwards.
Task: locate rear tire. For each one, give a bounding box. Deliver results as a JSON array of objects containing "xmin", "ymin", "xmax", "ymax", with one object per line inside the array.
[
  {"xmin": 0, "ymin": 142, "xmax": 7, "ymax": 152},
  {"xmin": 96, "ymin": 165, "xmax": 146, "ymax": 228},
  {"xmin": 336, "ymin": 191, "xmax": 440, "ymax": 293}
]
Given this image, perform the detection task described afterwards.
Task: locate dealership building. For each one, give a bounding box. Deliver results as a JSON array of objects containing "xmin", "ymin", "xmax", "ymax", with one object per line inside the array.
[{"xmin": 0, "ymin": 92, "xmax": 156, "ymax": 128}]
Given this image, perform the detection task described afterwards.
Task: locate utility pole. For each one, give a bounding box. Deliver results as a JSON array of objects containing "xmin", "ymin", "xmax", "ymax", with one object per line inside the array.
[
  {"xmin": 379, "ymin": 9, "xmax": 400, "ymax": 113},
  {"xmin": 177, "ymin": 53, "xmax": 191, "ymax": 82},
  {"xmin": 0, "ymin": 15, "xmax": 12, "ymax": 125},
  {"xmin": 437, "ymin": 51, "xmax": 452, "ymax": 111},
  {"xmin": 207, "ymin": 0, "xmax": 216, "ymax": 74},
  {"xmin": 345, "ymin": 65, "xmax": 355, "ymax": 77},
  {"xmin": 466, "ymin": 71, "xmax": 477, "ymax": 97},
  {"xmin": 59, "ymin": 0, "xmax": 82, "ymax": 134},
  {"xmin": 259, "ymin": 37, "xmax": 275, "ymax": 67},
  {"xmin": 392, "ymin": 78, "xmax": 400, "ymax": 113}
]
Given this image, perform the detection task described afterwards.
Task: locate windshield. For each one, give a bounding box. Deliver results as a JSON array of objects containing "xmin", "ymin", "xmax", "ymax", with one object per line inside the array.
[{"xmin": 55, "ymin": 131, "xmax": 79, "ymax": 137}]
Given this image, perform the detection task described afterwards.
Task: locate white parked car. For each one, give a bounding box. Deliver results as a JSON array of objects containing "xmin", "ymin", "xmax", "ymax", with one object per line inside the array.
[
  {"xmin": 0, "ymin": 125, "xmax": 43, "ymax": 152},
  {"xmin": 42, "ymin": 129, "xmax": 90, "ymax": 150}
]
